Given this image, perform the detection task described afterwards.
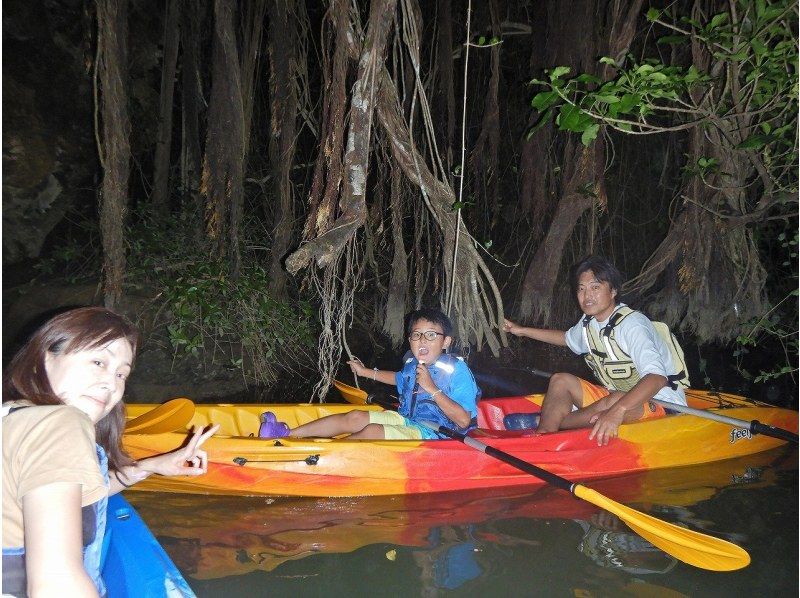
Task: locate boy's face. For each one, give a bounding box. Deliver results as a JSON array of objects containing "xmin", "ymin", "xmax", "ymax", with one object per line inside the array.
[
  {"xmin": 408, "ymin": 318, "xmax": 452, "ymax": 363},
  {"xmin": 576, "ymin": 269, "xmax": 617, "ymax": 321}
]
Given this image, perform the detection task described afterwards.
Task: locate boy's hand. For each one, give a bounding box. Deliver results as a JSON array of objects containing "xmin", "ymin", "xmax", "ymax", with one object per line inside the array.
[
  {"xmin": 347, "ymin": 358, "xmax": 368, "ymax": 378},
  {"xmin": 415, "ymin": 361, "xmax": 437, "ymax": 393}
]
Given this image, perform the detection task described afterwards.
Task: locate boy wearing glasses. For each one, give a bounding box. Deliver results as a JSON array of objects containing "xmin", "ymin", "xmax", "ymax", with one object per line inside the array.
[{"xmin": 260, "ymin": 308, "xmax": 480, "ymax": 440}]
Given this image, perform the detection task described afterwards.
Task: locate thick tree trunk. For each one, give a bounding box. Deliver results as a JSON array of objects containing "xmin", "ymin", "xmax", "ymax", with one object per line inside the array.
[
  {"xmin": 383, "ymin": 167, "xmax": 409, "ymax": 345},
  {"xmin": 518, "ymin": 1, "xmax": 549, "ymax": 222},
  {"xmin": 286, "ymin": 0, "xmax": 398, "ymax": 273},
  {"xmin": 434, "ymin": 0, "xmax": 455, "ymax": 171},
  {"xmin": 266, "ymin": 0, "xmax": 298, "ymax": 298},
  {"xmin": 180, "ymin": 0, "xmax": 204, "ymax": 237},
  {"xmin": 151, "ymin": 0, "xmax": 181, "ymax": 221},
  {"xmin": 302, "ymin": 0, "xmax": 350, "ymax": 241},
  {"xmin": 240, "ymin": 0, "xmax": 267, "ymax": 159},
  {"xmin": 96, "ymin": 0, "xmax": 130, "ymax": 309},
  {"xmin": 469, "ymin": 0, "xmax": 501, "ymax": 238},
  {"xmin": 518, "ymin": 144, "xmax": 599, "ymax": 319},
  {"xmin": 202, "ymin": 0, "xmax": 244, "ymax": 275},
  {"xmin": 516, "ymin": 0, "xmax": 643, "ymax": 323}
]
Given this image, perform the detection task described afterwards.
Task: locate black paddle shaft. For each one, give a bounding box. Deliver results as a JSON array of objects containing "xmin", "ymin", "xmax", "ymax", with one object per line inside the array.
[
  {"xmin": 436, "ymin": 426, "xmax": 574, "ymax": 494},
  {"xmin": 751, "ymin": 420, "xmax": 799, "ymax": 443}
]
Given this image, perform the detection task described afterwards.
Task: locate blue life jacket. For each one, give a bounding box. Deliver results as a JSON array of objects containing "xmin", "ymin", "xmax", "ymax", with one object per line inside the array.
[
  {"xmin": 397, "ymin": 353, "xmax": 479, "ymax": 434},
  {"xmin": 2, "ymin": 406, "xmax": 109, "ymax": 597}
]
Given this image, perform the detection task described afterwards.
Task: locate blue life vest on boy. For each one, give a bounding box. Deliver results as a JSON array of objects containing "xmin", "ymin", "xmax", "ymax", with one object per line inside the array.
[
  {"xmin": 398, "ymin": 353, "xmax": 479, "ymax": 434},
  {"xmin": 1, "ymin": 407, "xmax": 109, "ymax": 597}
]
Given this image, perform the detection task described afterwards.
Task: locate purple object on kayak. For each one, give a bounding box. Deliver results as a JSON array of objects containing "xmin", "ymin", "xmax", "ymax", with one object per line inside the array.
[{"xmin": 259, "ymin": 412, "xmax": 290, "ymax": 438}]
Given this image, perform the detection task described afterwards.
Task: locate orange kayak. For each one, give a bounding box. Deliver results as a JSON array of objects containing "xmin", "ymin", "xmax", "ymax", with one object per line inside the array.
[
  {"xmin": 123, "ymin": 390, "xmax": 797, "ymax": 497},
  {"xmin": 126, "ymin": 448, "xmax": 790, "ymax": 579}
]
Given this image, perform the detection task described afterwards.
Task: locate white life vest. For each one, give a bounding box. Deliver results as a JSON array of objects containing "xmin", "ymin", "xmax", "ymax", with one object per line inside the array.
[{"xmin": 581, "ymin": 306, "xmax": 690, "ymax": 392}]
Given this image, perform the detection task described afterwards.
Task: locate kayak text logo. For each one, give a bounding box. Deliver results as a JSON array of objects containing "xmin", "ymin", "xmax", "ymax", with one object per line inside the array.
[{"xmin": 729, "ymin": 428, "xmax": 752, "ymax": 443}]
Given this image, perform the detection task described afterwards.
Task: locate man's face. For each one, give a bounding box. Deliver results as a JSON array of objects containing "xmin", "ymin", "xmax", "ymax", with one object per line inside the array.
[{"xmin": 576, "ymin": 270, "xmax": 617, "ymax": 321}]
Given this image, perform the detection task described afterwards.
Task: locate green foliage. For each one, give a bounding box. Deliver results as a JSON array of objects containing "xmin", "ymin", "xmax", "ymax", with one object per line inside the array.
[
  {"xmin": 528, "ymin": 0, "xmax": 798, "ymax": 174},
  {"xmin": 473, "ymin": 34, "xmax": 502, "ymax": 48},
  {"xmin": 160, "ymin": 261, "xmax": 317, "ymax": 387}
]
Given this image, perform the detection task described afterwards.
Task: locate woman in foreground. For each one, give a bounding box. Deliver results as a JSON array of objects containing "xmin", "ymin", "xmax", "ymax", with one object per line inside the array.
[{"xmin": 2, "ymin": 306, "xmax": 217, "ymax": 597}]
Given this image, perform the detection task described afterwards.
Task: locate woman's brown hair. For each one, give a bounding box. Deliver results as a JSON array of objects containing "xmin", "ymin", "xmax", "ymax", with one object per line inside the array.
[{"xmin": 3, "ymin": 306, "xmax": 141, "ymax": 470}]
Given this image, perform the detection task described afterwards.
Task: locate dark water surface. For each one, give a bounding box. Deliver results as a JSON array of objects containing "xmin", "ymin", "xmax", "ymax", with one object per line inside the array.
[{"xmin": 128, "ymin": 448, "xmax": 797, "ymax": 597}]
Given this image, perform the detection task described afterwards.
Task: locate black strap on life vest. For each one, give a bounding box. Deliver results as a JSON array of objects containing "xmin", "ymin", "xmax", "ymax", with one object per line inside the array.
[
  {"xmin": 665, "ymin": 372, "xmax": 685, "ymax": 391},
  {"xmin": 604, "ymin": 311, "xmax": 625, "ymax": 338}
]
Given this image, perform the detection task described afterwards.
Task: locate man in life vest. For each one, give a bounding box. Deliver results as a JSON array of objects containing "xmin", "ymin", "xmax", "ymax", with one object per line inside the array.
[{"xmin": 503, "ymin": 255, "xmax": 688, "ymax": 445}]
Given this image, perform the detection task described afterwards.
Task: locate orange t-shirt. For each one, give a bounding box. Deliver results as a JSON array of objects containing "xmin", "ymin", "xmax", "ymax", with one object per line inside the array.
[{"xmin": 2, "ymin": 402, "xmax": 107, "ymax": 548}]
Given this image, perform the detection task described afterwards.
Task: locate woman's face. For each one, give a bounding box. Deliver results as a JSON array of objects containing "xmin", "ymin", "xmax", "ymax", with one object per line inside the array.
[{"xmin": 44, "ymin": 337, "xmax": 133, "ymax": 423}]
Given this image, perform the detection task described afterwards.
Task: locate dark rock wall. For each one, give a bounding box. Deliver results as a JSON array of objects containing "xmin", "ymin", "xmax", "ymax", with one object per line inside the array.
[{"xmin": 3, "ymin": 0, "xmax": 97, "ymax": 264}]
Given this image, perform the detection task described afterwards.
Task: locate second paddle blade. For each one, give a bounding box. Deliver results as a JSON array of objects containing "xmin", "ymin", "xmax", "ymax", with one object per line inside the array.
[
  {"xmin": 333, "ymin": 380, "xmax": 369, "ymax": 404},
  {"xmin": 125, "ymin": 398, "xmax": 195, "ymax": 434}
]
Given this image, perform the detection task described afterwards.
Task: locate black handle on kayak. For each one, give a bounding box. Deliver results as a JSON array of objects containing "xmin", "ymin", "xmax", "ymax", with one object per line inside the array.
[
  {"xmin": 751, "ymin": 420, "xmax": 799, "ymax": 444},
  {"xmin": 433, "ymin": 425, "xmax": 574, "ymax": 494},
  {"xmin": 366, "ymin": 393, "xmax": 399, "ymax": 410},
  {"xmin": 528, "ymin": 368, "xmax": 553, "ymax": 379},
  {"xmin": 498, "ymin": 366, "xmax": 553, "ymax": 379}
]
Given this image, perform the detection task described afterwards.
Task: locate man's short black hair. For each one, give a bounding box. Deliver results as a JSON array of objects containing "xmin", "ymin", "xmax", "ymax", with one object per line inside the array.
[
  {"xmin": 571, "ymin": 256, "xmax": 624, "ymax": 298},
  {"xmin": 406, "ymin": 308, "xmax": 453, "ymax": 337}
]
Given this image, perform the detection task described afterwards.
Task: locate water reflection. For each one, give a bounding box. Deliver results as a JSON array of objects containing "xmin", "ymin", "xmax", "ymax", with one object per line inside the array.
[
  {"xmin": 576, "ymin": 512, "xmax": 677, "ymax": 575},
  {"xmin": 126, "ymin": 447, "xmax": 796, "ymax": 596}
]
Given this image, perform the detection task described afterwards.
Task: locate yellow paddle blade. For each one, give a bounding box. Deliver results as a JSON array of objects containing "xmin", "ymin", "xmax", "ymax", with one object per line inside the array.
[
  {"xmin": 333, "ymin": 380, "xmax": 369, "ymax": 405},
  {"xmin": 125, "ymin": 398, "xmax": 196, "ymax": 434},
  {"xmin": 574, "ymin": 485, "xmax": 750, "ymax": 571}
]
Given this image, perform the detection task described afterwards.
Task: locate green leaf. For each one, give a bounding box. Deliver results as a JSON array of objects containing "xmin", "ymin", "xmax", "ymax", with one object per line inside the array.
[
  {"xmin": 593, "ymin": 94, "xmax": 620, "ymax": 104},
  {"xmin": 646, "ymin": 7, "xmax": 661, "ymax": 21},
  {"xmin": 576, "ymin": 73, "xmax": 602, "ymax": 85},
  {"xmin": 557, "ymin": 104, "xmax": 583, "ymax": 131},
  {"xmin": 549, "ymin": 66, "xmax": 571, "ymax": 81},
  {"xmin": 478, "ymin": 35, "xmax": 486, "ymax": 45},
  {"xmin": 684, "ymin": 65, "xmax": 702, "ymax": 84},
  {"xmin": 531, "ymin": 90, "xmax": 559, "ymax": 111},
  {"xmin": 737, "ymin": 134, "xmax": 772, "ymax": 150},
  {"xmin": 656, "ymin": 35, "xmax": 687, "ymax": 45},
  {"xmin": 617, "ymin": 93, "xmax": 641, "ymax": 114},
  {"xmin": 599, "ymin": 56, "xmax": 617, "ymax": 66},
  {"xmin": 762, "ymin": 5, "xmax": 785, "ymax": 20},
  {"xmin": 708, "ymin": 12, "xmax": 729, "ymax": 30},
  {"xmin": 581, "ymin": 123, "xmax": 600, "ymax": 146},
  {"xmin": 525, "ymin": 108, "xmax": 553, "ymax": 139},
  {"xmin": 750, "ymin": 38, "xmax": 767, "ymax": 59}
]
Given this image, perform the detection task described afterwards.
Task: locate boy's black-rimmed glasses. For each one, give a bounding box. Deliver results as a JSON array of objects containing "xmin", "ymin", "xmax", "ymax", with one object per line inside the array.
[{"xmin": 408, "ymin": 331, "xmax": 445, "ymax": 342}]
